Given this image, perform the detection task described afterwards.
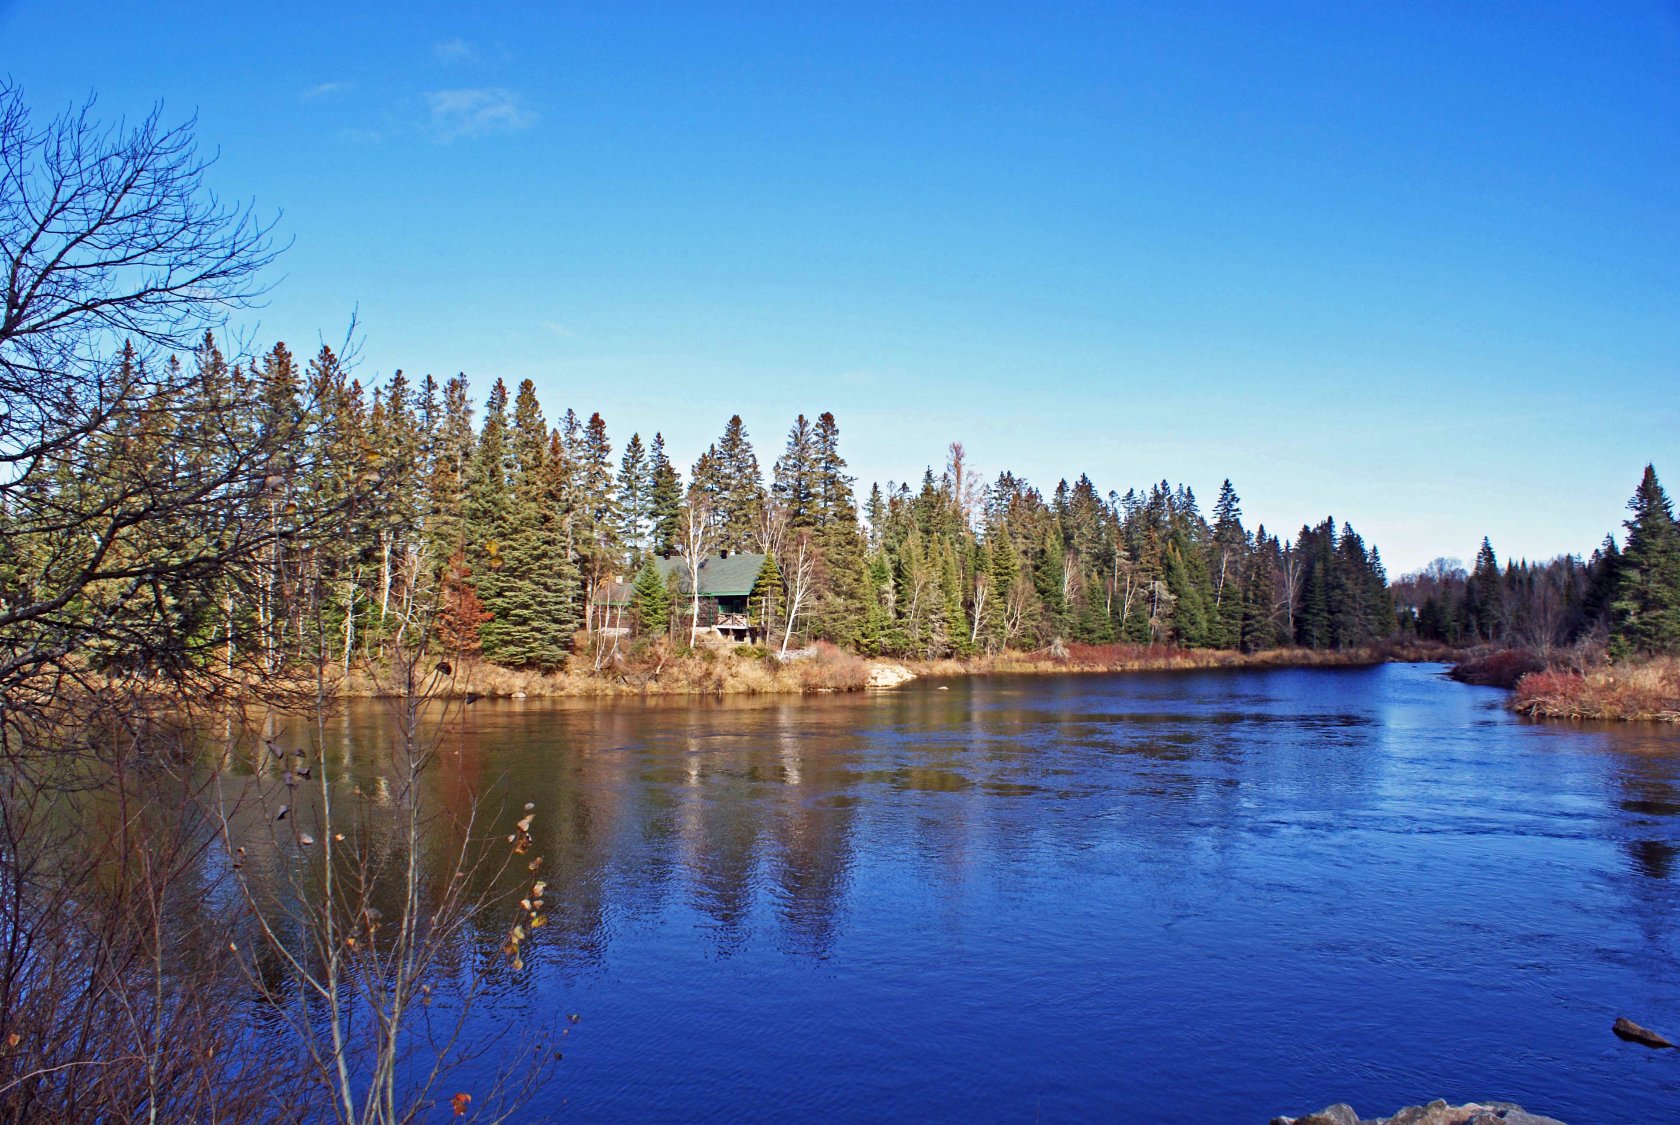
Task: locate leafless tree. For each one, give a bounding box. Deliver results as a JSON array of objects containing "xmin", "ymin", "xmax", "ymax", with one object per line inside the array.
[
  {"xmin": 779, "ymin": 531, "xmax": 818, "ymax": 657},
  {"xmin": 216, "ymin": 561, "xmax": 553, "ymax": 1124},
  {"xmin": 0, "ymin": 81, "xmax": 297, "ymax": 710},
  {"xmin": 0, "ymin": 690, "xmax": 309, "ymax": 1122},
  {"xmin": 680, "ymin": 486, "xmax": 713, "ymax": 645},
  {"xmin": 944, "ymin": 442, "xmax": 983, "ymax": 532}
]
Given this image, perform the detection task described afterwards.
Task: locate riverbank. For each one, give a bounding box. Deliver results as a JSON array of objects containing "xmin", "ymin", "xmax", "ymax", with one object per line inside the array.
[
  {"xmin": 337, "ymin": 639, "xmax": 1457, "ymax": 699},
  {"xmin": 1450, "ymin": 648, "xmax": 1680, "ymax": 724},
  {"xmin": 1512, "ymin": 656, "xmax": 1680, "ymax": 723}
]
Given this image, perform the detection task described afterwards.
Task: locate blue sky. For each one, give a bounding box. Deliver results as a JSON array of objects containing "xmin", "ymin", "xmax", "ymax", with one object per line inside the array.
[{"xmin": 4, "ymin": 1, "xmax": 1677, "ymax": 571}]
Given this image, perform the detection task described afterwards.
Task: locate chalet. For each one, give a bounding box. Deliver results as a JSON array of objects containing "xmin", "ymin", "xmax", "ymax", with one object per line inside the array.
[
  {"xmin": 592, "ymin": 551, "xmax": 770, "ymax": 643},
  {"xmin": 658, "ymin": 551, "xmax": 768, "ymax": 643}
]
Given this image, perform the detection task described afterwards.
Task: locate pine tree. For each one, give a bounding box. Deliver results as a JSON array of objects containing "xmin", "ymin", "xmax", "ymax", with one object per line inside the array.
[
  {"xmin": 465, "ymin": 380, "xmax": 515, "ymax": 659},
  {"xmin": 773, "ymin": 415, "xmax": 818, "ymax": 529},
  {"xmin": 1163, "ymin": 535, "xmax": 1213, "ymax": 646},
  {"xmin": 1209, "ymin": 480, "xmax": 1248, "ymax": 649},
  {"xmin": 940, "ymin": 540, "xmax": 972, "ymax": 656},
  {"xmin": 648, "ymin": 433, "xmax": 682, "ymax": 555},
  {"xmin": 713, "ymin": 415, "xmax": 766, "ymax": 551},
  {"xmin": 617, "ymin": 432, "xmax": 652, "ymax": 555},
  {"xmin": 806, "ymin": 412, "xmax": 868, "ymax": 646},
  {"xmin": 629, "ymin": 556, "xmax": 670, "ymax": 636},
  {"xmin": 540, "ymin": 429, "xmax": 584, "ymax": 639},
  {"xmin": 474, "ymin": 380, "xmax": 574, "ymax": 667},
  {"xmin": 1580, "ymin": 535, "xmax": 1622, "ymax": 632},
  {"xmin": 575, "ymin": 412, "xmax": 621, "ymax": 620},
  {"xmin": 1295, "ymin": 523, "xmax": 1333, "ymax": 649},
  {"xmin": 688, "ymin": 444, "xmax": 723, "ymax": 531},
  {"xmin": 865, "ymin": 483, "xmax": 887, "ymax": 550},
  {"xmin": 985, "ymin": 526, "xmax": 1019, "ymax": 651},
  {"xmin": 1464, "ymin": 538, "xmax": 1504, "ymax": 642},
  {"xmin": 1610, "ymin": 465, "xmax": 1680, "ymax": 658},
  {"xmin": 427, "ymin": 374, "xmax": 476, "ymax": 565},
  {"xmin": 1033, "ymin": 523, "xmax": 1069, "ymax": 642}
]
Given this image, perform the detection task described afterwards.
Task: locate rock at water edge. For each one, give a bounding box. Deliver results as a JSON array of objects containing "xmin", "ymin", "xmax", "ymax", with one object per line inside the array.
[{"xmin": 865, "ymin": 662, "xmax": 916, "ymax": 688}]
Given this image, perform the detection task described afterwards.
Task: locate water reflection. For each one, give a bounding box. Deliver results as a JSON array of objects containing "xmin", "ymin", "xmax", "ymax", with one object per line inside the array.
[{"xmin": 236, "ymin": 665, "xmax": 1680, "ymax": 1122}]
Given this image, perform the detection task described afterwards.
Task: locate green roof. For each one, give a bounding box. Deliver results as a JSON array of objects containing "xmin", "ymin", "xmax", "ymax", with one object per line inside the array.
[{"xmin": 655, "ymin": 552, "xmax": 767, "ymax": 598}]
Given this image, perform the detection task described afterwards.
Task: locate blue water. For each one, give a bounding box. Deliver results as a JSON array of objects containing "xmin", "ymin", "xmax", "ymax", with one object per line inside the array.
[{"xmin": 353, "ymin": 663, "xmax": 1680, "ymax": 1122}]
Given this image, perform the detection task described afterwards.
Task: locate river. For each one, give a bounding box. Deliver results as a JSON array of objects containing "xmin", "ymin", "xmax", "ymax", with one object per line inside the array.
[{"xmin": 298, "ymin": 663, "xmax": 1680, "ymax": 1122}]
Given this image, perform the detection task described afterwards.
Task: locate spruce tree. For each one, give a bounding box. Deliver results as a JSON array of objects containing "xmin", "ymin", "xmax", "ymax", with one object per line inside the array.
[
  {"xmin": 579, "ymin": 412, "xmax": 618, "ymax": 546},
  {"xmin": 1163, "ymin": 536, "xmax": 1213, "ymax": 647},
  {"xmin": 1610, "ymin": 465, "xmax": 1680, "ymax": 658},
  {"xmin": 617, "ymin": 432, "xmax": 652, "ymax": 555},
  {"xmin": 986, "ymin": 526, "xmax": 1019, "ymax": 651},
  {"xmin": 465, "ymin": 380, "xmax": 515, "ymax": 660},
  {"xmin": 1466, "ymin": 538, "xmax": 1504, "ymax": 643},
  {"xmin": 1580, "ymin": 535, "xmax": 1621, "ymax": 632},
  {"xmin": 714, "ymin": 415, "xmax": 766, "ymax": 551},
  {"xmin": 426, "ymin": 373, "xmax": 476, "ymax": 566},
  {"xmin": 575, "ymin": 412, "xmax": 621, "ymax": 614},
  {"xmin": 773, "ymin": 415, "xmax": 818, "ymax": 529},
  {"xmin": 940, "ymin": 540, "xmax": 972, "ymax": 656},
  {"xmin": 540, "ymin": 429, "xmax": 584, "ymax": 640},
  {"xmin": 1033, "ymin": 524, "xmax": 1069, "ymax": 642},
  {"xmin": 1209, "ymin": 480, "xmax": 1248, "ymax": 649},
  {"xmin": 477, "ymin": 380, "xmax": 574, "ymax": 668},
  {"xmin": 630, "ymin": 556, "xmax": 670, "ymax": 636},
  {"xmin": 807, "ymin": 412, "xmax": 868, "ymax": 646},
  {"xmin": 865, "ymin": 483, "xmax": 887, "ymax": 550},
  {"xmin": 1295, "ymin": 523, "xmax": 1333, "ymax": 649},
  {"xmin": 648, "ymin": 433, "xmax": 683, "ymax": 555}
]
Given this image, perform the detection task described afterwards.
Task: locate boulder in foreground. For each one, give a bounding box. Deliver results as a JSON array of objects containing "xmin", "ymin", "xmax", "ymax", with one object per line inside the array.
[{"xmin": 1272, "ymin": 1101, "xmax": 1566, "ymax": 1125}]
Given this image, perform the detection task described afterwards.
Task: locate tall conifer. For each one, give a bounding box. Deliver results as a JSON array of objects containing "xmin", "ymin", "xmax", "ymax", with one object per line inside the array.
[{"xmin": 1610, "ymin": 465, "xmax": 1680, "ymax": 658}]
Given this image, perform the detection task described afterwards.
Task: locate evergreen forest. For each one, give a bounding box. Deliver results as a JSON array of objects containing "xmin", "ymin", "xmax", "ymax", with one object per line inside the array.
[{"xmin": 11, "ymin": 339, "xmax": 1409, "ymax": 678}]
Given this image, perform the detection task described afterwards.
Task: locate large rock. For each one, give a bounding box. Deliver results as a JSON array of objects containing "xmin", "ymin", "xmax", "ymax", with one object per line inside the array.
[
  {"xmin": 1612, "ymin": 1015, "xmax": 1673, "ymax": 1048},
  {"xmin": 1273, "ymin": 1102, "xmax": 1565, "ymax": 1125},
  {"xmin": 865, "ymin": 661, "xmax": 916, "ymax": 688},
  {"xmin": 1271, "ymin": 1105, "xmax": 1359, "ymax": 1125}
]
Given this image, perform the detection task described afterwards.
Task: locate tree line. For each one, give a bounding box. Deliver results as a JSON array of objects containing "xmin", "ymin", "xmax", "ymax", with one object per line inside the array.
[
  {"xmin": 61, "ymin": 348, "xmax": 1411, "ymax": 674},
  {"xmin": 1392, "ymin": 465, "xmax": 1680, "ymax": 660}
]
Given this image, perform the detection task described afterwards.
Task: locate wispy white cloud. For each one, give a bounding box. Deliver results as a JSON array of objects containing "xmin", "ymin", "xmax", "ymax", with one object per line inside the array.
[
  {"xmin": 426, "ymin": 88, "xmax": 537, "ymax": 141},
  {"xmin": 301, "ymin": 81, "xmax": 351, "ymax": 101},
  {"xmin": 434, "ymin": 37, "xmax": 480, "ymax": 65},
  {"xmin": 541, "ymin": 321, "xmax": 579, "ymax": 339}
]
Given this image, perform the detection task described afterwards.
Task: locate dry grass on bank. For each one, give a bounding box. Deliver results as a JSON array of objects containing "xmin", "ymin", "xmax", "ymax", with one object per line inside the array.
[
  {"xmin": 335, "ymin": 637, "xmax": 1461, "ymax": 701},
  {"xmin": 339, "ymin": 640, "xmax": 876, "ymax": 699},
  {"xmin": 1513, "ymin": 657, "xmax": 1680, "ymax": 723}
]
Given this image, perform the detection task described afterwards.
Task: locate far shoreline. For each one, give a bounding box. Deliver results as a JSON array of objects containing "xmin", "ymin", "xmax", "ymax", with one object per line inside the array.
[{"xmin": 332, "ymin": 639, "xmax": 1461, "ymax": 702}]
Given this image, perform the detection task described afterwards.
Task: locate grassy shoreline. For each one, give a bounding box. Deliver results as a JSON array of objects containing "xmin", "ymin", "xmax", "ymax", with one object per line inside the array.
[
  {"xmin": 1451, "ymin": 648, "xmax": 1680, "ymax": 724},
  {"xmin": 1511, "ymin": 656, "xmax": 1680, "ymax": 723},
  {"xmin": 334, "ymin": 639, "xmax": 1460, "ymax": 700}
]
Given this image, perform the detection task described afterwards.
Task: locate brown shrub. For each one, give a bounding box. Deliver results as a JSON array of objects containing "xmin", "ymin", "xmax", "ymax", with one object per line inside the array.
[
  {"xmin": 1515, "ymin": 656, "xmax": 1680, "ymax": 722},
  {"xmin": 793, "ymin": 642, "xmax": 872, "ymax": 692}
]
